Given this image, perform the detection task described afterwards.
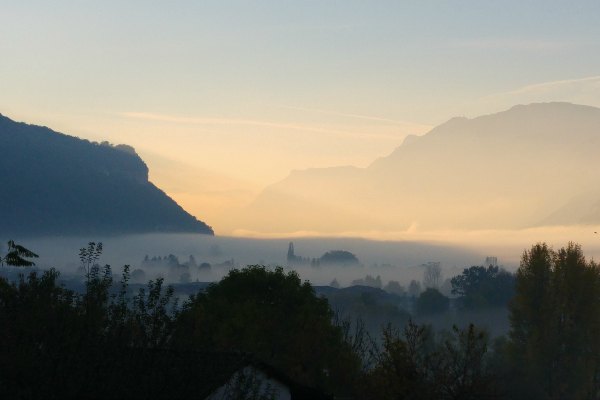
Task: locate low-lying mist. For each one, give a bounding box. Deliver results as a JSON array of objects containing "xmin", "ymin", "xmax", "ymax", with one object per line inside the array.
[
  {"xmin": 9, "ymin": 225, "xmax": 600, "ymax": 287},
  {"xmin": 10, "ymin": 233, "xmax": 477, "ymax": 286}
]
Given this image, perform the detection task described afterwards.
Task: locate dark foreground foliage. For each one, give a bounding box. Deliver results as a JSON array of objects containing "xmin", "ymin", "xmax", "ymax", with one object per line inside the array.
[
  {"xmin": 174, "ymin": 265, "xmax": 362, "ymax": 396},
  {"xmin": 2, "ymin": 242, "xmax": 600, "ymax": 399},
  {"xmin": 361, "ymin": 322, "xmax": 494, "ymax": 400},
  {"xmin": 0, "ymin": 263, "xmax": 355, "ymax": 399}
]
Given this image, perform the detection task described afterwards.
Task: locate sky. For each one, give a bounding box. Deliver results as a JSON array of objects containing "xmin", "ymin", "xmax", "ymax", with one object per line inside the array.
[{"xmin": 2, "ymin": 1, "xmax": 600, "ymax": 235}]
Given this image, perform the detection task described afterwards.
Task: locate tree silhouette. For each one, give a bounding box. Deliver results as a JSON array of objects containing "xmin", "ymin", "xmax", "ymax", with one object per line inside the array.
[
  {"xmin": 0, "ymin": 240, "xmax": 38, "ymax": 267},
  {"xmin": 364, "ymin": 321, "xmax": 494, "ymax": 399},
  {"xmin": 79, "ymin": 241, "xmax": 103, "ymax": 280},
  {"xmin": 451, "ymin": 265, "xmax": 515, "ymax": 309},
  {"xmin": 423, "ymin": 262, "xmax": 442, "ymax": 289},
  {"xmin": 508, "ymin": 242, "xmax": 600, "ymax": 398},
  {"xmin": 173, "ymin": 265, "xmax": 361, "ymax": 395},
  {"xmin": 416, "ymin": 288, "xmax": 449, "ymax": 315}
]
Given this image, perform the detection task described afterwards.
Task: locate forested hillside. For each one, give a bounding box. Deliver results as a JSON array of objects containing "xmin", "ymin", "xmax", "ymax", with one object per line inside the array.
[{"xmin": 0, "ymin": 114, "xmax": 213, "ymax": 236}]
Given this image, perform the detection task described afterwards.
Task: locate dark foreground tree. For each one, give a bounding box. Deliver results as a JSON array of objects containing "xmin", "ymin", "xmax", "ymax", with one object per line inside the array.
[
  {"xmin": 508, "ymin": 242, "xmax": 600, "ymax": 399},
  {"xmin": 0, "ymin": 269, "xmax": 81, "ymax": 397},
  {"xmin": 362, "ymin": 321, "xmax": 495, "ymax": 400},
  {"xmin": 0, "ymin": 240, "xmax": 38, "ymax": 267},
  {"xmin": 173, "ymin": 265, "xmax": 361, "ymax": 395}
]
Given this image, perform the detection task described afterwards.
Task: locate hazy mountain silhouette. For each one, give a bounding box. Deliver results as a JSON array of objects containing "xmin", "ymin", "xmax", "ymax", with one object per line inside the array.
[
  {"xmin": 240, "ymin": 103, "xmax": 600, "ymax": 233},
  {"xmin": 0, "ymin": 114, "xmax": 213, "ymax": 236}
]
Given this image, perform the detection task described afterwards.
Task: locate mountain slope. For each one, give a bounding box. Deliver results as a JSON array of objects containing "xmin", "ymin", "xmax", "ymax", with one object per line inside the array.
[
  {"xmin": 0, "ymin": 114, "xmax": 213, "ymax": 236},
  {"xmin": 240, "ymin": 103, "xmax": 600, "ymax": 233}
]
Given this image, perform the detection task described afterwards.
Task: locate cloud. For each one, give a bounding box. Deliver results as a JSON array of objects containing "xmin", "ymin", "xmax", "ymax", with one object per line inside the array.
[
  {"xmin": 464, "ymin": 75, "xmax": 600, "ymax": 117},
  {"xmin": 119, "ymin": 111, "xmax": 431, "ymax": 140},
  {"xmin": 275, "ymin": 104, "xmax": 429, "ymax": 127},
  {"xmin": 495, "ymin": 75, "xmax": 600, "ymax": 97},
  {"xmin": 120, "ymin": 111, "xmax": 361, "ymax": 137},
  {"xmin": 265, "ymin": 22, "xmax": 364, "ymax": 33},
  {"xmin": 451, "ymin": 38, "xmax": 572, "ymax": 51}
]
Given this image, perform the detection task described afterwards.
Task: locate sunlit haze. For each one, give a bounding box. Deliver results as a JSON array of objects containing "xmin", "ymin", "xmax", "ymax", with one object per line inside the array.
[{"xmin": 2, "ymin": 1, "xmax": 600, "ymax": 241}]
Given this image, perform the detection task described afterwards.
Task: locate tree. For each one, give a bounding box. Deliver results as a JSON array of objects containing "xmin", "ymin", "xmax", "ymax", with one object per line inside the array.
[
  {"xmin": 416, "ymin": 288, "xmax": 450, "ymax": 315},
  {"xmin": 363, "ymin": 321, "xmax": 495, "ymax": 400},
  {"xmin": 450, "ymin": 265, "xmax": 515, "ymax": 309},
  {"xmin": 364, "ymin": 321, "xmax": 432, "ymax": 400},
  {"xmin": 129, "ymin": 277, "xmax": 178, "ymax": 348},
  {"xmin": 173, "ymin": 265, "xmax": 361, "ymax": 395},
  {"xmin": 78, "ymin": 241, "xmax": 103, "ymax": 280},
  {"xmin": 408, "ymin": 280, "xmax": 422, "ymax": 298},
  {"xmin": 0, "ymin": 240, "xmax": 38, "ymax": 267},
  {"xmin": 508, "ymin": 242, "xmax": 600, "ymax": 399},
  {"xmin": 432, "ymin": 324, "xmax": 494, "ymax": 399},
  {"xmin": 0, "ymin": 261, "xmax": 183, "ymax": 398},
  {"xmin": 508, "ymin": 243, "xmax": 553, "ymax": 383},
  {"xmin": 0, "ymin": 269, "xmax": 80, "ymax": 397},
  {"xmin": 423, "ymin": 262, "xmax": 442, "ymax": 289},
  {"xmin": 320, "ymin": 250, "xmax": 360, "ymax": 266}
]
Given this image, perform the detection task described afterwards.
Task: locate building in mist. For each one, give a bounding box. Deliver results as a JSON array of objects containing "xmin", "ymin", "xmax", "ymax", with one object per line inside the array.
[{"xmin": 286, "ymin": 242, "xmax": 310, "ymax": 266}]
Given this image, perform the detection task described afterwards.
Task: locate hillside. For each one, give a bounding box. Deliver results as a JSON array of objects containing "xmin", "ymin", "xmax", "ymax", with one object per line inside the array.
[
  {"xmin": 0, "ymin": 114, "xmax": 213, "ymax": 236},
  {"xmin": 238, "ymin": 103, "xmax": 600, "ymax": 233}
]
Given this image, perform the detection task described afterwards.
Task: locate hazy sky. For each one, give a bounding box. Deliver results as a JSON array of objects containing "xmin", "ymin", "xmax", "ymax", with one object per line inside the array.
[{"xmin": 2, "ymin": 1, "xmax": 600, "ymax": 234}]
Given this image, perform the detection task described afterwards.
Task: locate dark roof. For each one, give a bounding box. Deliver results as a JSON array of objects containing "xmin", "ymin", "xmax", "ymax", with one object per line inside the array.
[{"xmin": 251, "ymin": 360, "xmax": 333, "ymax": 400}]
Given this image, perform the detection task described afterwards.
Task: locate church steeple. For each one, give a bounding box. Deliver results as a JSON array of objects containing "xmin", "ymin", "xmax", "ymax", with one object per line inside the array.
[{"xmin": 287, "ymin": 242, "xmax": 295, "ymax": 262}]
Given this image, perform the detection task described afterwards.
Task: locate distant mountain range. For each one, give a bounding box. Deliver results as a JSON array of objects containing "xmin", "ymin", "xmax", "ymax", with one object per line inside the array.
[
  {"xmin": 0, "ymin": 114, "xmax": 213, "ymax": 236},
  {"xmin": 238, "ymin": 102, "xmax": 600, "ymax": 233}
]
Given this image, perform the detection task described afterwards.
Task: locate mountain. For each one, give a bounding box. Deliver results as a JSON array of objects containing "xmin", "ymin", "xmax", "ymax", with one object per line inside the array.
[
  {"xmin": 239, "ymin": 103, "xmax": 600, "ymax": 233},
  {"xmin": 0, "ymin": 114, "xmax": 213, "ymax": 236}
]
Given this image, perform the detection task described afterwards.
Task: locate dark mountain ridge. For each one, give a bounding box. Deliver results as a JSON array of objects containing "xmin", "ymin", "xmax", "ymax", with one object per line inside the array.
[{"xmin": 0, "ymin": 114, "xmax": 213, "ymax": 236}]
